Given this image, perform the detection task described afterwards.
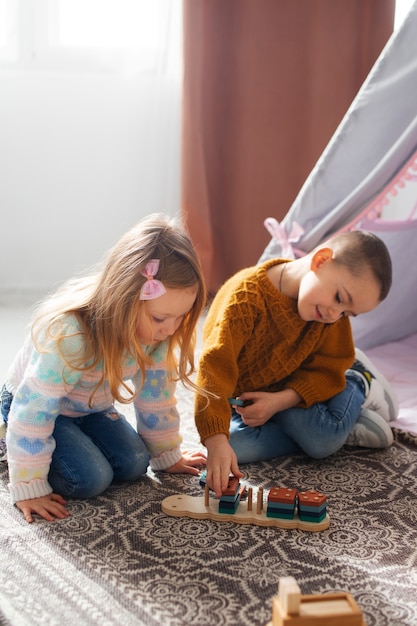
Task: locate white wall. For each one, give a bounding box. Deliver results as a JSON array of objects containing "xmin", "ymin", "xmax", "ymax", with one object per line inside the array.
[{"xmin": 0, "ymin": 60, "xmax": 181, "ymax": 299}]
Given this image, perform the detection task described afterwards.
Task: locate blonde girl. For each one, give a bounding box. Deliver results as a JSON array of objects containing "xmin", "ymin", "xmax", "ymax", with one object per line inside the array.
[{"xmin": 1, "ymin": 214, "xmax": 207, "ymax": 523}]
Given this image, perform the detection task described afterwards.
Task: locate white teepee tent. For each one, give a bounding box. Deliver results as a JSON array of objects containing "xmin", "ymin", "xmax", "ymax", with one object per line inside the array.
[{"xmin": 260, "ymin": 1, "xmax": 417, "ymax": 349}]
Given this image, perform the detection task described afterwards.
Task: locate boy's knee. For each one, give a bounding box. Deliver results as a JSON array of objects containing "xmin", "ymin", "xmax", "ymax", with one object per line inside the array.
[{"xmin": 302, "ymin": 438, "xmax": 342, "ymax": 460}]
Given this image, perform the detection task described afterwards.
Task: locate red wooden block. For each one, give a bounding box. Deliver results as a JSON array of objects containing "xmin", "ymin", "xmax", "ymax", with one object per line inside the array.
[
  {"xmin": 238, "ymin": 484, "xmax": 247, "ymax": 499},
  {"xmin": 222, "ymin": 476, "xmax": 240, "ymax": 497},
  {"xmin": 268, "ymin": 487, "xmax": 297, "ymax": 504},
  {"xmin": 297, "ymin": 490, "xmax": 327, "ymax": 507}
]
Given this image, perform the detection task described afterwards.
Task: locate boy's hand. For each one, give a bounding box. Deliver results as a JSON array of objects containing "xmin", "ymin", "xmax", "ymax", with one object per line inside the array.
[
  {"xmin": 233, "ymin": 391, "xmax": 275, "ymax": 427},
  {"xmin": 204, "ymin": 434, "xmax": 243, "ymax": 498},
  {"xmin": 166, "ymin": 449, "xmax": 207, "ymax": 475},
  {"xmin": 15, "ymin": 493, "xmax": 70, "ymax": 523},
  {"xmin": 236, "ymin": 389, "xmax": 302, "ymax": 427}
]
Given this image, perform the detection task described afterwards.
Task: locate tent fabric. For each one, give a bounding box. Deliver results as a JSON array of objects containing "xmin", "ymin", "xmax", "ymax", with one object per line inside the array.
[
  {"xmin": 259, "ymin": 1, "xmax": 417, "ymax": 350},
  {"xmin": 328, "ymin": 148, "xmax": 417, "ymax": 350}
]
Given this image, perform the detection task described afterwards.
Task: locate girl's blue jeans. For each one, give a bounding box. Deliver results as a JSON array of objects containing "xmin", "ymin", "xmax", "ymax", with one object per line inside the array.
[
  {"xmin": 1, "ymin": 387, "xmax": 149, "ymax": 498},
  {"xmin": 229, "ymin": 376, "xmax": 364, "ymax": 463}
]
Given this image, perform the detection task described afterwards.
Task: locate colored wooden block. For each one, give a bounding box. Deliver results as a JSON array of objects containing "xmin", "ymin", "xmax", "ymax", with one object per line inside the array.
[
  {"xmin": 268, "ymin": 487, "xmax": 297, "ymax": 504},
  {"xmin": 220, "ymin": 490, "xmax": 241, "ymax": 503},
  {"xmin": 219, "ymin": 477, "xmax": 246, "ymax": 515},
  {"xmin": 297, "ymin": 491, "xmax": 327, "ymax": 508},
  {"xmin": 267, "ymin": 487, "xmax": 297, "ymax": 519},
  {"xmin": 297, "ymin": 491, "xmax": 327, "ymax": 524},
  {"xmin": 220, "ymin": 494, "xmax": 239, "ymax": 503},
  {"xmin": 298, "ymin": 511, "xmax": 327, "ymax": 524},
  {"xmin": 222, "ymin": 476, "xmax": 240, "ymax": 497},
  {"xmin": 237, "ymin": 483, "xmax": 246, "ymax": 499},
  {"xmin": 298, "ymin": 503, "xmax": 327, "ymax": 514},
  {"xmin": 219, "ymin": 501, "xmax": 240, "ymax": 514},
  {"xmin": 267, "ymin": 501, "xmax": 296, "ymax": 520},
  {"xmin": 199, "ymin": 470, "xmax": 207, "ymax": 487},
  {"xmin": 266, "ymin": 510, "xmax": 296, "ymax": 520},
  {"xmin": 267, "ymin": 502, "xmax": 296, "ymax": 513}
]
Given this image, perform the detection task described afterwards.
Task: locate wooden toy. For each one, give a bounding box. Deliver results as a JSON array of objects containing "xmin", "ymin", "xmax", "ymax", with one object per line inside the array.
[
  {"xmin": 219, "ymin": 476, "xmax": 241, "ymax": 513},
  {"xmin": 161, "ymin": 483, "xmax": 330, "ymax": 532},
  {"xmin": 297, "ymin": 490, "xmax": 327, "ymax": 523},
  {"xmin": 265, "ymin": 576, "xmax": 367, "ymax": 626},
  {"xmin": 267, "ymin": 487, "xmax": 297, "ymax": 519},
  {"xmin": 218, "ymin": 476, "xmax": 245, "ymax": 513}
]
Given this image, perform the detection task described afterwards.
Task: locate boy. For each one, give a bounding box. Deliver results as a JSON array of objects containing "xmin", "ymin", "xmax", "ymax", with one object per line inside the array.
[{"xmin": 195, "ymin": 231, "xmax": 398, "ymax": 497}]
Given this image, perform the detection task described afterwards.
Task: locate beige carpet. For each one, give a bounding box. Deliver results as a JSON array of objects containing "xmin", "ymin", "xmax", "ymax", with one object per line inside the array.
[{"xmin": 2, "ymin": 376, "xmax": 417, "ymax": 626}]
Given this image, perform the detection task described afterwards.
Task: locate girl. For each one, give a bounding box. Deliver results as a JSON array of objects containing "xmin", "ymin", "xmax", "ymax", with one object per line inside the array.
[
  {"xmin": 1, "ymin": 214, "xmax": 207, "ymax": 523},
  {"xmin": 194, "ymin": 230, "xmax": 399, "ymax": 497}
]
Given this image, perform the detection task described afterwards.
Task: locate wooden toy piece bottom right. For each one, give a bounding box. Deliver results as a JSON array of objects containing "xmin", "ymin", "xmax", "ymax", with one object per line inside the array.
[{"xmin": 265, "ymin": 576, "xmax": 367, "ymax": 626}]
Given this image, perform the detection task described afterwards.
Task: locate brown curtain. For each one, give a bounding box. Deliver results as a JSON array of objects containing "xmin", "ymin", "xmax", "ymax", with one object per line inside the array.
[{"xmin": 181, "ymin": 0, "xmax": 395, "ymax": 295}]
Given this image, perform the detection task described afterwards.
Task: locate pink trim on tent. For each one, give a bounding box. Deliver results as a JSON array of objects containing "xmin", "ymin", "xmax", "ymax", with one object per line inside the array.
[{"xmin": 340, "ymin": 149, "xmax": 417, "ymax": 233}]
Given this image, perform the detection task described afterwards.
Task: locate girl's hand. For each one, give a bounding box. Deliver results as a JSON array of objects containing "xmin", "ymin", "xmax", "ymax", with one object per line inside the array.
[
  {"xmin": 15, "ymin": 493, "xmax": 70, "ymax": 523},
  {"xmin": 166, "ymin": 449, "xmax": 207, "ymax": 475}
]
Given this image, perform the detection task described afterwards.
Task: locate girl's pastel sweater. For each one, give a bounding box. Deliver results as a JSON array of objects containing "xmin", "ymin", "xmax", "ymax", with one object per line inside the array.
[
  {"xmin": 195, "ymin": 259, "xmax": 355, "ymax": 443},
  {"xmin": 5, "ymin": 315, "xmax": 182, "ymax": 503}
]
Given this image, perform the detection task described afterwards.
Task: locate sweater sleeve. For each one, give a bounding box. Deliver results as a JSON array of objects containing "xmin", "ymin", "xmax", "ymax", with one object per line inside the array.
[
  {"xmin": 133, "ymin": 342, "xmax": 182, "ymax": 471},
  {"xmin": 6, "ymin": 332, "xmax": 84, "ymax": 504},
  {"xmin": 194, "ymin": 284, "xmax": 256, "ymax": 443}
]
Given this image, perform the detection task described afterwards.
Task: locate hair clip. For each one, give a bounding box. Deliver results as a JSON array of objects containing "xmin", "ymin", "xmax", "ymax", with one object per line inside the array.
[{"xmin": 139, "ymin": 259, "xmax": 167, "ymax": 300}]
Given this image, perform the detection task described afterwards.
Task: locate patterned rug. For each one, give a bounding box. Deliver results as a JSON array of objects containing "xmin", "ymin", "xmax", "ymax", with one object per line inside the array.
[{"xmin": 1, "ymin": 387, "xmax": 417, "ymax": 625}]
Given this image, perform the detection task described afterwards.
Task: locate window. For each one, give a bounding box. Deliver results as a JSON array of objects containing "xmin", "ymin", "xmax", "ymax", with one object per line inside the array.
[
  {"xmin": 0, "ymin": 0, "xmax": 18, "ymax": 63},
  {"xmin": 53, "ymin": 0, "xmax": 162, "ymax": 50},
  {"xmin": 0, "ymin": 0, "xmax": 181, "ymax": 74}
]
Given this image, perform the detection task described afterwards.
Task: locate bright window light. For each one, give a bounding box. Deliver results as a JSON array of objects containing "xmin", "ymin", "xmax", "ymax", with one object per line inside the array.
[
  {"xmin": 394, "ymin": 0, "xmax": 415, "ymax": 29},
  {"xmin": 0, "ymin": 0, "xmax": 18, "ymax": 62},
  {"xmin": 50, "ymin": 0, "xmax": 163, "ymax": 50},
  {"xmin": 0, "ymin": 1, "xmax": 6, "ymax": 46},
  {"xmin": 0, "ymin": 0, "xmax": 181, "ymax": 74},
  {"xmin": 40, "ymin": 0, "xmax": 178, "ymax": 73}
]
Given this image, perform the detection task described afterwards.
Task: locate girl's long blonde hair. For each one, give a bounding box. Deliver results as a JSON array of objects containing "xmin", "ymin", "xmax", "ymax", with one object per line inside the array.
[{"xmin": 31, "ymin": 214, "xmax": 208, "ymax": 406}]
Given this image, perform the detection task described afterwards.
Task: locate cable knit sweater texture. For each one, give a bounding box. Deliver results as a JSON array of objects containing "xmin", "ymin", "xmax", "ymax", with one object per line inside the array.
[
  {"xmin": 5, "ymin": 314, "xmax": 182, "ymax": 503},
  {"xmin": 195, "ymin": 259, "xmax": 355, "ymax": 443}
]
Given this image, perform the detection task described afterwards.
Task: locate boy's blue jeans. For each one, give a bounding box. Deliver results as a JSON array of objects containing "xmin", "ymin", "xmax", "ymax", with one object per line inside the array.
[
  {"xmin": 1, "ymin": 387, "xmax": 149, "ymax": 498},
  {"xmin": 229, "ymin": 376, "xmax": 364, "ymax": 463}
]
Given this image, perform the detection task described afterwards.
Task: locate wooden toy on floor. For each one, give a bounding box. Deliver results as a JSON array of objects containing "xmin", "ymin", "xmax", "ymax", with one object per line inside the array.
[
  {"xmin": 297, "ymin": 490, "xmax": 328, "ymax": 523},
  {"xmin": 265, "ymin": 576, "xmax": 367, "ymax": 626},
  {"xmin": 161, "ymin": 480, "xmax": 330, "ymax": 532},
  {"xmin": 218, "ymin": 476, "xmax": 247, "ymax": 513},
  {"xmin": 267, "ymin": 487, "xmax": 297, "ymax": 519}
]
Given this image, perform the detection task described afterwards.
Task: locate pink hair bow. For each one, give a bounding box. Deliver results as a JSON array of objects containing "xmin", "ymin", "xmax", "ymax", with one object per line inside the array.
[
  {"xmin": 264, "ymin": 218, "xmax": 304, "ymax": 259},
  {"xmin": 139, "ymin": 259, "xmax": 167, "ymax": 300}
]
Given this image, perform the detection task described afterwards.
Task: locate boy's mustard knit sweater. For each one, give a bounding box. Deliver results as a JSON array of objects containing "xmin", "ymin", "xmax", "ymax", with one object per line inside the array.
[{"xmin": 195, "ymin": 259, "xmax": 355, "ymax": 443}]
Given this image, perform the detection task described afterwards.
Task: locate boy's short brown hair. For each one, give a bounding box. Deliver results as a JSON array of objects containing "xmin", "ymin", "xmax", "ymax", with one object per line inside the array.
[{"xmin": 325, "ymin": 230, "xmax": 392, "ymax": 302}]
